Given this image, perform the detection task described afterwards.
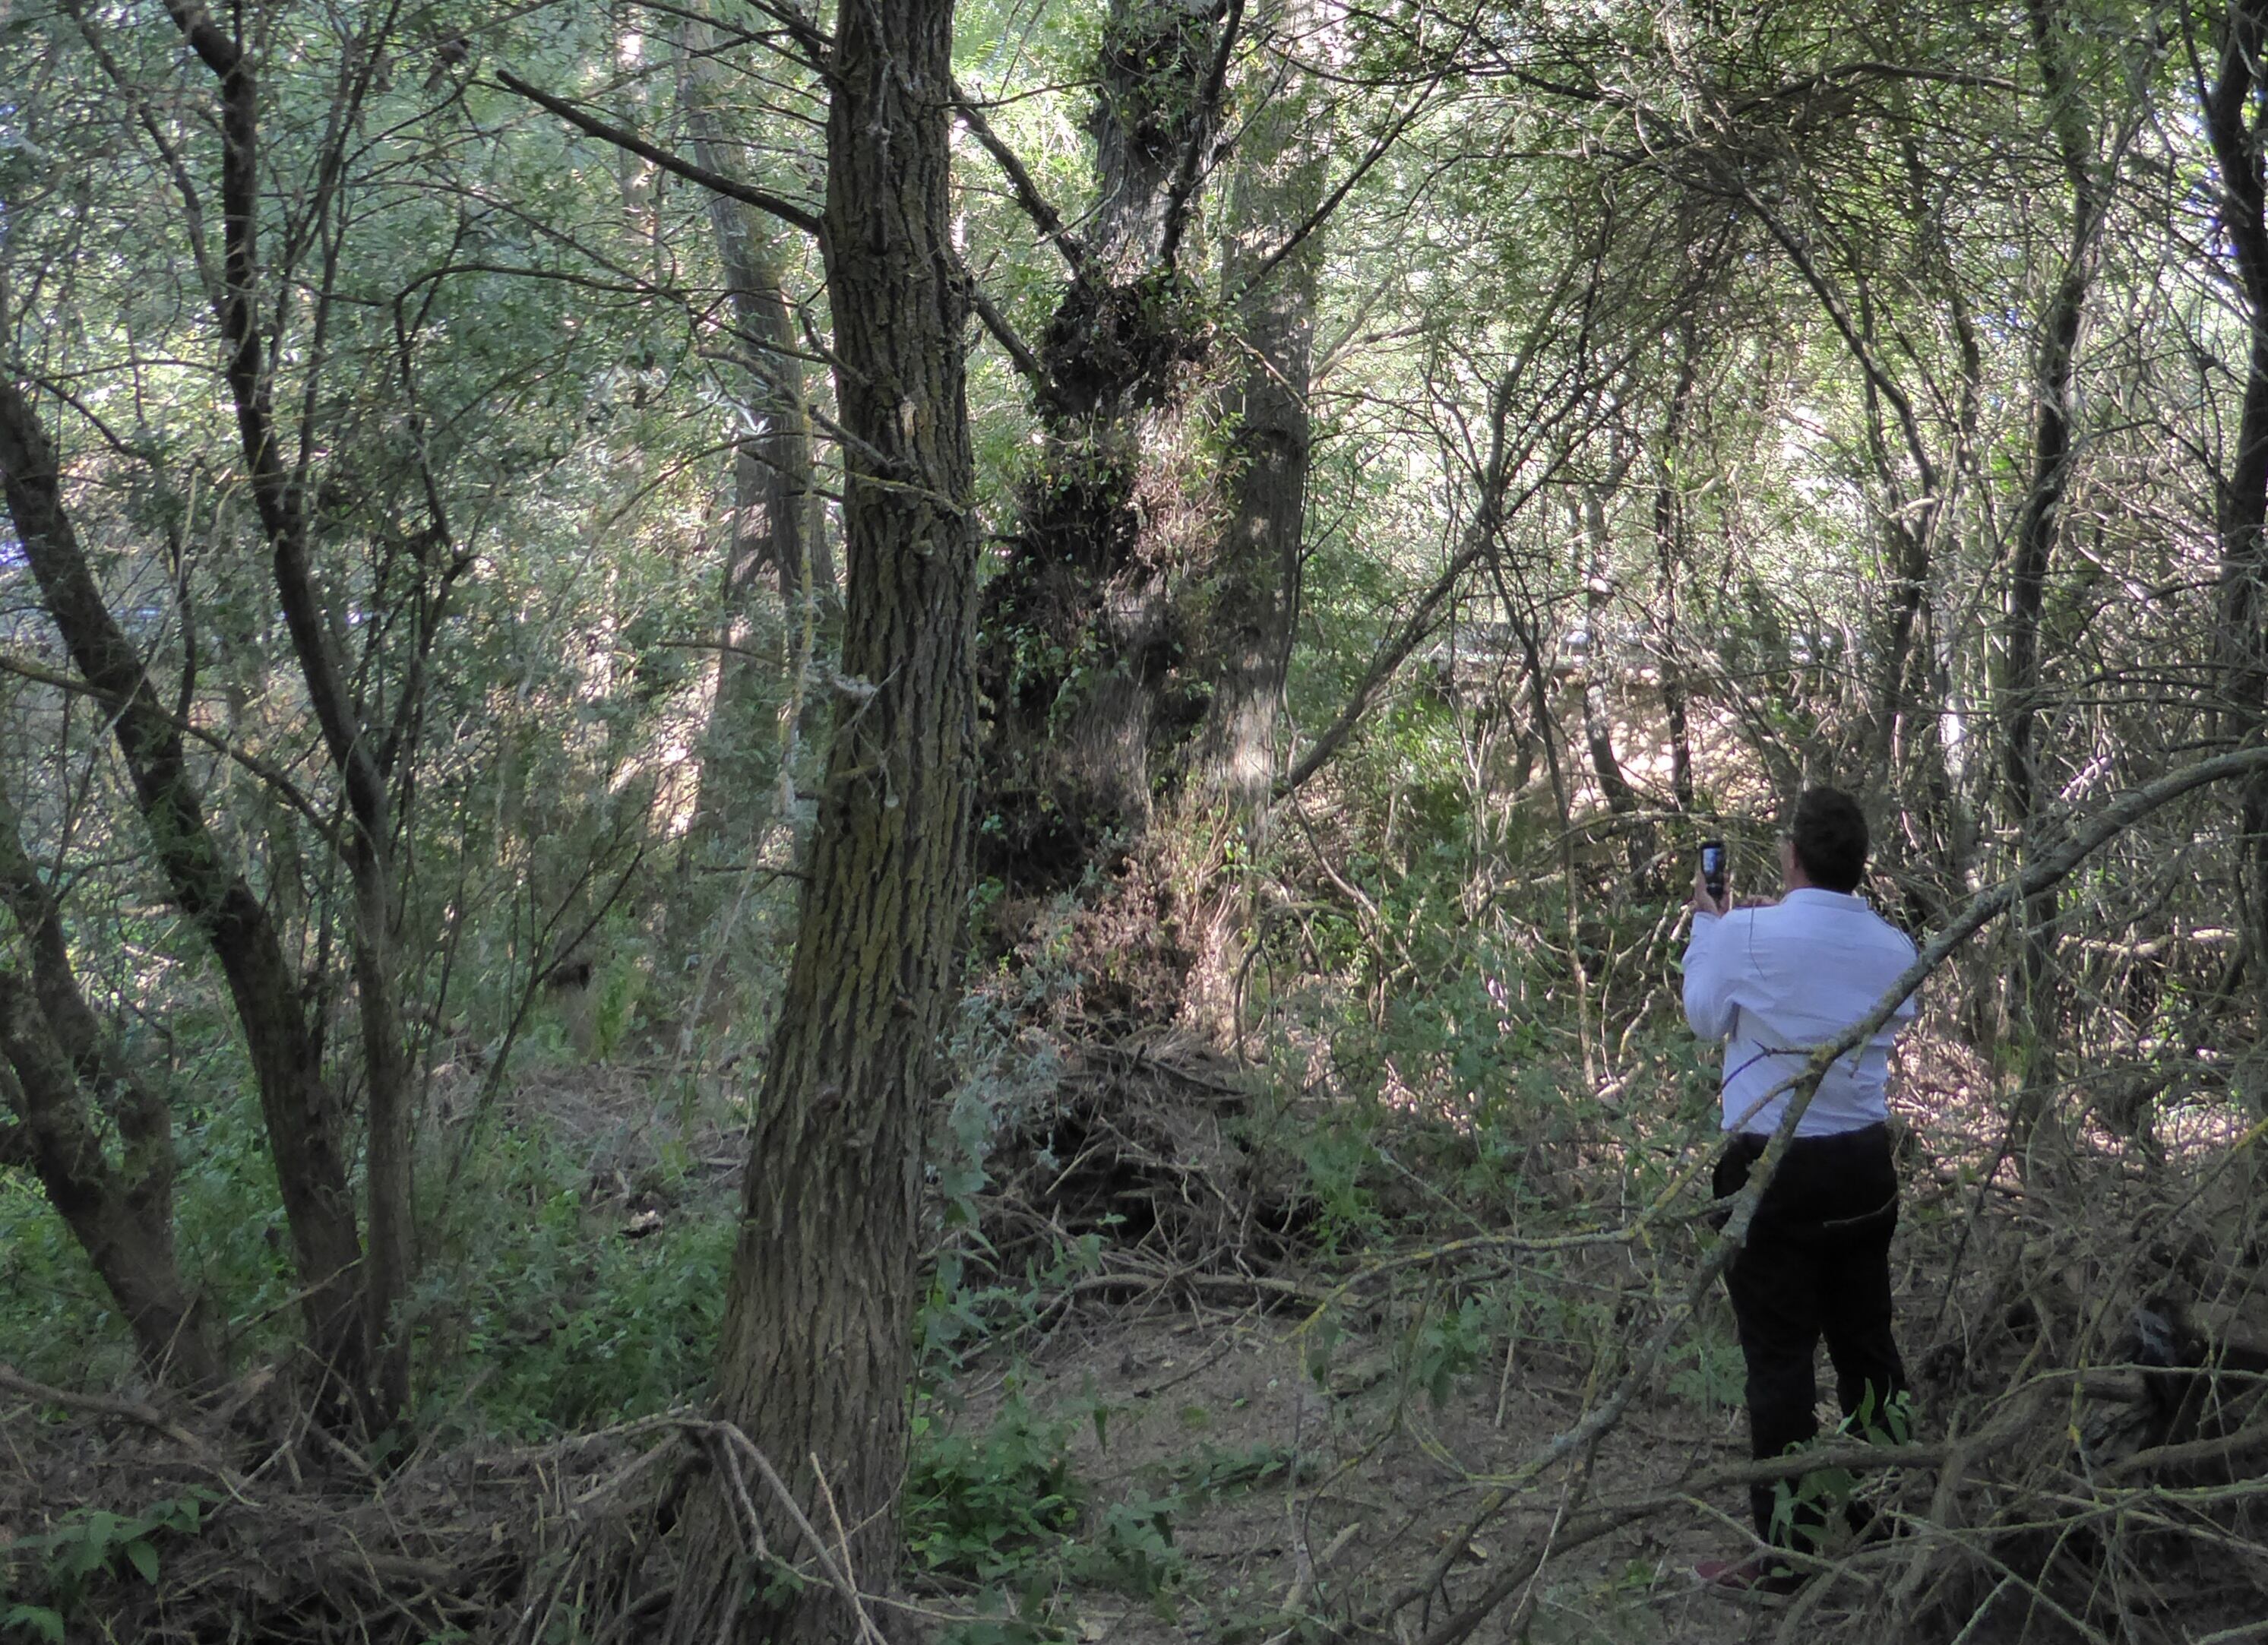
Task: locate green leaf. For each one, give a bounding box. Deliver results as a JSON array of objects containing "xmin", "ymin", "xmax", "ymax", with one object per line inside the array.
[
  {"xmin": 3, "ymin": 1605, "xmax": 65, "ymax": 1643},
  {"xmin": 126, "ymin": 1538, "xmax": 160, "ymax": 1584}
]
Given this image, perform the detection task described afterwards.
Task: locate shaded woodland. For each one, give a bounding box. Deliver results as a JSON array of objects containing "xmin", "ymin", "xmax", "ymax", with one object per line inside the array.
[{"xmin": 3, "ymin": 0, "xmax": 2268, "ymax": 1640}]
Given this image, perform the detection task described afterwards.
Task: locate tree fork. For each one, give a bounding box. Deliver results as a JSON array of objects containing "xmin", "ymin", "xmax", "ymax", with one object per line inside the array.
[
  {"xmin": 163, "ymin": 0, "xmax": 420, "ymax": 1413},
  {"xmin": 0, "ymin": 372, "xmax": 366, "ymax": 1394}
]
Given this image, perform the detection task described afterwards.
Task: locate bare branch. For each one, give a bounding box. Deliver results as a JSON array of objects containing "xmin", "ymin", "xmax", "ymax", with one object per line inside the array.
[
  {"xmin": 493, "ymin": 71, "xmax": 827, "ymax": 239},
  {"xmin": 953, "ymin": 82, "xmax": 1087, "ymax": 277}
]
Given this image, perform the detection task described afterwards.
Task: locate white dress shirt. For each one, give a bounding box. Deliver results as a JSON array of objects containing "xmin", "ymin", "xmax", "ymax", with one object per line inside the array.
[{"xmin": 1682, "ymin": 887, "xmax": 1918, "ymax": 1137}]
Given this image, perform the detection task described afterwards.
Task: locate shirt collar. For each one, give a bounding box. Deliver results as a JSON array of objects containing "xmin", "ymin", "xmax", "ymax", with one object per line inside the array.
[{"xmin": 1781, "ymin": 887, "xmax": 1861, "ymax": 908}]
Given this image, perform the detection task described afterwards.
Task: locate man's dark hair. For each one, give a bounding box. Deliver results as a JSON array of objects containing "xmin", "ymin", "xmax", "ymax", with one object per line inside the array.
[{"xmin": 1790, "ymin": 786, "xmax": 1868, "ymax": 892}]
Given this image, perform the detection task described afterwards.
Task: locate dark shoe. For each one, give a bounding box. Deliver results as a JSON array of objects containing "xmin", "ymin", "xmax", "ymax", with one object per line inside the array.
[{"xmin": 1693, "ymin": 1554, "xmax": 1804, "ymax": 1596}]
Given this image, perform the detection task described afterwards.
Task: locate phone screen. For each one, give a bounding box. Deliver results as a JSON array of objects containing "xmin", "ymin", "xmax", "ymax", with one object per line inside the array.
[{"xmin": 1700, "ymin": 842, "xmax": 1726, "ymax": 898}]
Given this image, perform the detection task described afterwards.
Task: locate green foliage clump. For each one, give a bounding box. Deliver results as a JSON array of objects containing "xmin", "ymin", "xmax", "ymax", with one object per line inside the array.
[
  {"xmin": 411, "ymin": 1127, "xmax": 735, "ymax": 1437},
  {"xmin": 906, "ymin": 1375, "xmax": 1220, "ymax": 1644},
  {"xmin": 906, "ymin": 1396, "xmax": 1085, "ymax": 1586},
  {"xmin": 0, "ymin": 1491, "xmax": 209, "ymax": 1643}
]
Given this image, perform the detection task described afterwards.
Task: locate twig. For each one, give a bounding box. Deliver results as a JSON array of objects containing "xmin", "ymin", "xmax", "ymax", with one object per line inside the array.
[{"xmin": 691, "ymin": 1421, "xmax": 889, "ymax": 1645}]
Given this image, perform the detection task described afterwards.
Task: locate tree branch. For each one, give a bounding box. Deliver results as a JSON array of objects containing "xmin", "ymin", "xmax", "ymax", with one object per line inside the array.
[
  {"xmin": 1242, "ymin": 84, "xmax": 1425, "ymax": 295},
  {"xmin": 953, "ymin": 82, "xmax": 1087, "ymax": 277},
  {"xmin": 0, "ymin": 1362, "xmax": 210, "ymax": 1450},
  {"xmin": 1272, "ymin": 251, "xmax": 1601, "ymax": 802},
  {"xmin": 966, "ymin": 274, "xmax": 1049, "ymax": 390},
  {"xmin": 1157, "ymin": 0, "xmax": 1248, "ymax": 272},
  {"xmin": 0, "ymin": 652, "xmax": 340, "ymax": 849},
  {"xmin": 494, "ymin": 71, "xmax": 826, "ymax": 240}
]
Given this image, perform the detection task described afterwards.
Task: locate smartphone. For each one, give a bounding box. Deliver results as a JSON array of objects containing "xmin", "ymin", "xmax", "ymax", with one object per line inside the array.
[{"xmin": 1700, "ymin": 840, "xmax": 1727, "ymax": 903}]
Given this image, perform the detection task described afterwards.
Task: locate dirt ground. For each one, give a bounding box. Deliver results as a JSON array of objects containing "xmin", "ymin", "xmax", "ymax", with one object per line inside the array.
[
  {"xmin": 935, "ymin": 1288, "xmax": 1843, "ymax": 1645},
  {"xmin": 907, "ymin": 1029, "xmax": 2268, "ymax": 1645}
]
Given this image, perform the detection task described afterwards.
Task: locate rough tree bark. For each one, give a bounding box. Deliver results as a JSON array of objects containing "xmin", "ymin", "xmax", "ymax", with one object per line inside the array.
[
  {"xmin": 2205, "ymin": 0, "xmax": 2268, "ymax": 1010},
  {"xmin": 0, "ymin": 973, "xmax": 215, "ymax": 1382},
  {"xmin": 976, "ymin": 0, "xmax": 1236, "ymax": 882},
  {"xmin": 660, "ymin": 0, "xmax": 976, "ymax": 1634},
  {"xmin": 1180, "ymin": 0, "xmax": 1324, "ymax": 1033},
  {"xmin": 1193, "ymin": 21, "xmax": 1318, "ymax": 816}
]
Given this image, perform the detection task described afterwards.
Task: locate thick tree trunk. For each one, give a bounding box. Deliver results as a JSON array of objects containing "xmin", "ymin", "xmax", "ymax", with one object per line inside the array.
[
  {"xmin": 661, "ymin": 0, "xmax": 976, "ymax": 1635},
  {"xmin": 2206, "ymin": 0, "xmax": 2268, "ymax": 1009},
  {"xmin": 1178, "ymin": 1, "xmax": 1322, "ymax": 1036},
  {"xmin": 0, "ymin": 374, "xmax": 366, "ymax": 1393},
  {"xmin": 978, "ymin": 0, "xmax": 1225, "ymax": 884},
  {"xmin": 1194, "ymin": 4, "xmax": 1320, "ymax": 815},
  {"xmin": 0, "ymin": 971, "xmax": 217, "ymax": 1384},
  {"xmin": 0, "ymin": 786, "xmax": 217, "ymax": 1384},
  {"xmin": 0, "ymin": 789, "xmax": 174, "ymax": 1207}
]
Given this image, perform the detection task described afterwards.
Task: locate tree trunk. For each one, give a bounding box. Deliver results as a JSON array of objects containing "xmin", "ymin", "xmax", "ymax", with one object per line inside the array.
[
  {"xmin": 0, "ymin": 784, "xmax": 218, "ymax": 1384},
  {"xmin": 0, "ymin": 373, "xmax": 367, "ymax": 1394},
  {"xmin": 1577, "ymin": 482, "xmax": 1635, "ymax": 811},
  {"xmin": 661, "ymin": 0, "xmax": 976, "ymax": 1634},
  {"xmin": 977, "ymin": 0, "xmax": 1226, "ymax": 884},
  {"xmin": 679, "ymin": 12, "xmax": 829, "ymax": 856},
  {"xmin": 164, "ymin": 0, "xmax": 418, "ymax": 1416},
  {"xmin": 1178, "ymin": 0, "xmax": 1323, "ymax": 1037},
  {"xmin": 1653, "ymin": 342, "xmax": 1697, "ymax": 811},
  {"xmin": 2003, "ymin": 0, "xmax": 2101, "ymax": 1058},
  {"xmin": 0, "ymin": 785, "xmax": 215, "ymax": 1388},
  {"xmin": 1194, "ymin": 1, "xmax": 1320, "ymax": 815},
  {"xmin": 2206, "ymin": 0, "xmax": 2268, "ymax": 1010},
  {"xmin": 0, "ymin": 973, "xmax": 217, "ymax": 1384},
  {"xmin": 0, "ymin": 788, "xmax": 175, "ymax": 1213},
  {"xmin": 1573, "ymin": 435, "xmax": 1655, "ymax": 878}
]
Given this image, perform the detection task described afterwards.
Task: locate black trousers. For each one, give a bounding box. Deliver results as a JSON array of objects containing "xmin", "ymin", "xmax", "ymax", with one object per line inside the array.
[{"xmin": 1713, "ymin": 1123, "xmax": 1907, "ymax": 1550}]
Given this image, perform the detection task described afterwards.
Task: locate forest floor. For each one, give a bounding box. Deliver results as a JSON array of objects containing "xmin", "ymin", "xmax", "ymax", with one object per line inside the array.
[
  {"xmin": 934, "ymin": 1292, "xmax": 1770, "ymax": 1645},
  {"xmin": 895, "ymin": 1011, "xmax": 2268, "ymax": 1645},
  {"xmin": 450, "ymin": 995, "xmax": 2258, "ymax": 1645},
  {"xmin": 8, "ymin": 1008, "xmax": 2263, "ymax": 1645}
]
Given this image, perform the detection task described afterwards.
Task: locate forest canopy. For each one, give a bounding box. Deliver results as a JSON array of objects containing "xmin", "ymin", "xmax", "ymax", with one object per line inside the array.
[{"xmin": 2, "ymin": 0, "xmax": 2266, "ymax": 1640}]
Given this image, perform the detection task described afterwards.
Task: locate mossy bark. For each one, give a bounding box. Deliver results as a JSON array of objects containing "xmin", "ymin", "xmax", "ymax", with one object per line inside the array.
[{"xmin": 977, "ymin": 0, "xmax": 1224, "ymax": 891}]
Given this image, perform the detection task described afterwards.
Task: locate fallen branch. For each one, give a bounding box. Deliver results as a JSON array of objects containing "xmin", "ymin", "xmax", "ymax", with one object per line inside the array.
[
  {"xmin": 1412, "ymin": 1400, "xmax": 2045, "ymax": 1645},
  {"xmin": 0, "ymin": 1363, "xmax": 208, "ymax": 1452}
]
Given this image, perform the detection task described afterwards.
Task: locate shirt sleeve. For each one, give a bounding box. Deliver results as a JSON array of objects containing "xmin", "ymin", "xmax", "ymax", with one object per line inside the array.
[
  {"xmin": 1681, "ymin": 912, "xmax": 1740, "ymax": 1041},
  {"xmin": 1890, "ymin": 934, "xmax": 1922, "ymax": 1025}
]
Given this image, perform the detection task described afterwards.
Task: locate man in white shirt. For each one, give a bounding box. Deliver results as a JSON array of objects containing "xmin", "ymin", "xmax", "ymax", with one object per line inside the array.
[{"xmin": 1682, "ymin": 786, "xmax": 1918, "ymax": 1591}]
